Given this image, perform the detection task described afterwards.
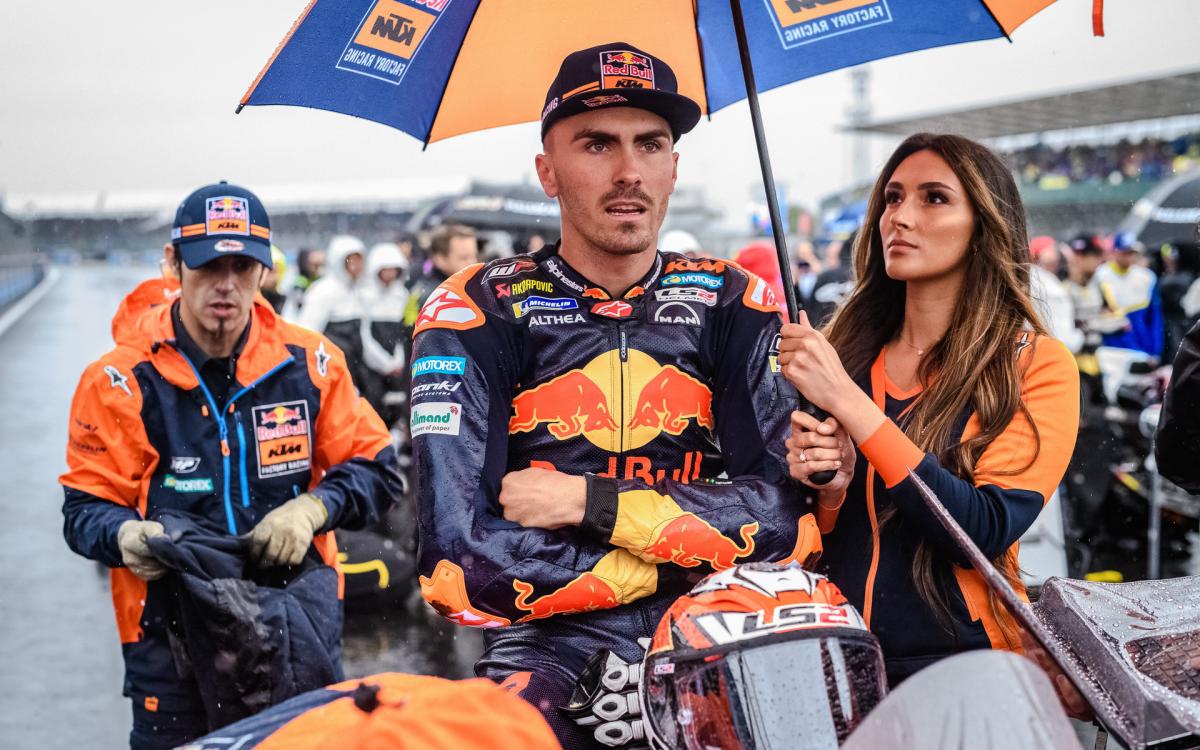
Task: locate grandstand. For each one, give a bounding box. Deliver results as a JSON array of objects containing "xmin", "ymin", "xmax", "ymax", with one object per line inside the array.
[{"xmin": 845, "ymin": 68, "xmax": 1200, "ymax": 239}]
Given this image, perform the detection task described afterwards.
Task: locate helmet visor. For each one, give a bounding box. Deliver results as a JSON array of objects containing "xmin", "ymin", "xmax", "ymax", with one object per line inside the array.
[{"xmin": 645, "ymin": 634, "xmax": 886, "ymax": 750}]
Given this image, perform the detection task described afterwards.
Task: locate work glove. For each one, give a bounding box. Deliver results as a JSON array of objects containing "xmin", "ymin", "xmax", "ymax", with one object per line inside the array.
[
  {"xmin": 116, "ymin": 520, "xmax": 168, "ymax": 581},
  {"xmin": 248, "ymin": 493, "xmax": 328, "ymax": 567}
]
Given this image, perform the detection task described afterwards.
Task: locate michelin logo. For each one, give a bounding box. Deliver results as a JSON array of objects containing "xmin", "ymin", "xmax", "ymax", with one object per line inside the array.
[
  {"xmin": 412, "ymin": 356, "xmax": 466, "ymax": 377},
  {"xmin": 513, "ymin": 296, "xmax": 579, "ymax": 318}
]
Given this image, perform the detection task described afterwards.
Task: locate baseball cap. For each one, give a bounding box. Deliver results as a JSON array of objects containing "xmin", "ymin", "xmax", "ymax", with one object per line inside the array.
[
  {"xmin": 1112, "ymin": 231, "xmax": 1142, "ymax": 253},
  {"xmin": 171, "ymin": 181, "xmax": 272, "ymax": 269},
  {"xmin": 540, "ymin": 42, "xmax": 701, "ymax": 142}
]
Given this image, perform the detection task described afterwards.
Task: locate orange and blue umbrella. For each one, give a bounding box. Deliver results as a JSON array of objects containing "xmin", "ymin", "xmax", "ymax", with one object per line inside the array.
[{"xmin": 239, "ymin": 0, "xmax": 1066, "ymax": 318}]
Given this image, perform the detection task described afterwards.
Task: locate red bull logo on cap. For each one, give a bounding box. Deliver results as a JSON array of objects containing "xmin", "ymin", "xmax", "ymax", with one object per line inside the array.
[
  {"xmin": 509, "ymin": 350, "xmax": 712, "ymax": 451},
  {"xmin": 205, "ymin": 196, "xmax": 250, "ymax": 236},
  {"xmin": 599, "ymin": 49, "xmax": 655, "ymax": 90},
  {"xmin": 764, "ymin": 0, "xmax": 892, "ymax": 49}
]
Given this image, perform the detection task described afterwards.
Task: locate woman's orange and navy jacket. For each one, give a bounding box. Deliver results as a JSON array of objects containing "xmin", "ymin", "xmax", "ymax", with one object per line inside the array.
[
  {"xmin": 818, "ymin": 334, "xmax": 1079, "ymax": 684},
  {"xmin": 59, "ymin": 279, "xmax": 399, "ymax": 696}
]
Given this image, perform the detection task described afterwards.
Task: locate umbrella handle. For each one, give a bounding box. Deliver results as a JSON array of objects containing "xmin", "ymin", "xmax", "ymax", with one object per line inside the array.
[{"xmin": 728, "ymin": 0, "xmax": 835, "ymax": 486}]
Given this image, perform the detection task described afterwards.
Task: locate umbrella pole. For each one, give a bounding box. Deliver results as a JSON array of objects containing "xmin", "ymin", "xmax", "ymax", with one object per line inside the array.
[{"xmin": 728, "ymin": 0, "xmax": 799, "ymax": 324}]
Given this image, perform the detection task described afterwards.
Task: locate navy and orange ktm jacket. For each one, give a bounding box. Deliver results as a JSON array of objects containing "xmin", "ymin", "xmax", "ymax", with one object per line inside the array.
[
  {"xmin": 412, "ymin": 246, "xmax": 822, "ymax": 629},
  {"xmin": 818, "ymin": 334, "xmax": 1079, "ymax": 683},
  {"xmin": 60, "ymin": 282, "xmax": 399, "ymax": 674}
]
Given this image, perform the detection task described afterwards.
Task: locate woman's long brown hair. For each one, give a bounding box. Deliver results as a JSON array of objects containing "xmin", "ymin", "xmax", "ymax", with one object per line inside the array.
[{"xmin": 823, "ymin": 133, "xmax": 1046, "ymax": 643}]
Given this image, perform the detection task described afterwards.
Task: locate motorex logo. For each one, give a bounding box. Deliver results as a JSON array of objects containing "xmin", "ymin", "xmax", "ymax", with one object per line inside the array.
[
  {"xmin": 412, "ymin": 356, "xmax": 466, "ymax": 378},
  {"xmin": 662, "ymin": 273, "xmax": 724, "ymax": 290}
]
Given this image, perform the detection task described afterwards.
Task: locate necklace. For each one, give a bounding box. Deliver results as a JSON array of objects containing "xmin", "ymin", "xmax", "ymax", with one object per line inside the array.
[{"xmin": 898, "ymin": 334, "xmax": 933, "ymax": 357}]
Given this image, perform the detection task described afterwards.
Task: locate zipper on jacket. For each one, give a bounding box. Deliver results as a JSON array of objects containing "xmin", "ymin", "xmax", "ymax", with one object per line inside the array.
[
  {"xmin": 172, "ymin": 348, "xmax": 294, "ymax": 534},
  {"xmin": 235, "ymin": 411, "xmax": 250, "ymax": 508},
  {"xmin": 617, "ymin": 325, "xmax": 628, "ymax": 456}
]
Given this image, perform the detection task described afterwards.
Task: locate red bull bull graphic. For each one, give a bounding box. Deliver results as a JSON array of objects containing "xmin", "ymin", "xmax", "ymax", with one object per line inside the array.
[
  {"xmin": 627, "ymin": 366, "xmax": 714, "ymax": 434},
  {"xmin": 764, "ymin": 0, "xmax": 892, "ymax": 50},
  {"xmin": 338, "ymin": 0, "xmax": 450, "ymax": 86},
  {"xmin": 509, "ymin": 350, "xmax": 713, "ymax": 453},
  {"xmin": 510, "ymin": 371, "xmax": 619, "ymax": 439},
  {"xmin": 511, "ymin": 549, "xmax": 658, "ymax": 622},
  {"xmin": 252, "ymin": 401, "xmax": 312, "ymax": 478},
  {"xmin": 613, "ymin": 490, "xmax": 759, "ymax": 571}
]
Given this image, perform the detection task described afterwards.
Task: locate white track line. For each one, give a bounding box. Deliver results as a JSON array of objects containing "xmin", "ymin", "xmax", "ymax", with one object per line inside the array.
[{"xmin": 0, "ymin": 266, "xmax": 61, "ymax": 339}]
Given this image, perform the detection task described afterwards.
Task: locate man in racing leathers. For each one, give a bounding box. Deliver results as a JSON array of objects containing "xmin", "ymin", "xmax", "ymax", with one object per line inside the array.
[{"xmin": 411, "ymin": 44, "xmax": 822, "ymax": 748}]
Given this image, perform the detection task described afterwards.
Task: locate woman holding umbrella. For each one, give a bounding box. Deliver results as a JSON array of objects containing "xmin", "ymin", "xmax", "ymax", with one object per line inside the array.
[{"xmin": 777, "ymin": 133, "xmax": 1081, "ymax": 687}]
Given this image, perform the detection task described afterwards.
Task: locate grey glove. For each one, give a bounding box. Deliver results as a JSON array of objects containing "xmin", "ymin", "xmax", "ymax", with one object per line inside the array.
[
  {"xmin": 116, "ymin": 520, "xmax": 167, "ymax": 581},
  {"xmin": 248, "ymin": 493, "xmax": 329, "ymax": 567}
]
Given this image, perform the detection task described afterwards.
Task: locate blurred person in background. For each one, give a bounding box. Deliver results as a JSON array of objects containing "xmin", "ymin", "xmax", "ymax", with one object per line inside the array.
[
  {"xmin": 1029, "ymin": 235, "xmax": 1084, "ymax": 353},
  {"xmin": 807, "ymin": 230, "xmax": 857, "ymax": 327},
  {"xmin": 282, "ymin": 246, "xmax": 326, "ymax": 319},
  {"xmin": 1064, "ymin": 234, "xmax": 1116, "ymax": 409},
  {"xmin": 297, "ymin": 235, "xmax": 369, "ymax": 388},
  {"xmin": 360, "ymin": 242, "xmax": 411, "ymax": 427},
  {"xmin": 259, "ymin": 245, "xmax": 288, "ymax": 314},
  {"xmin": 1156, "ymin": 243, "xmax": 1196, "ymax": 357},
  {"xmin": 1093, "ymin": 232, "xmax": 1163, "ymax": 360},
  {"xmin": 526, "ymin": 232, "xmax": 546, "ymax": 254},
  {"xmin": 733, "ymin": 240, "xmax": 787, "ymax": 312},
  {"xmin": 659, "ymin": 228, "xmax": 701, "ymax": 257},
  {"xmin": 403, "ymin": 224, "xmax": 478, "ymax": 327}
]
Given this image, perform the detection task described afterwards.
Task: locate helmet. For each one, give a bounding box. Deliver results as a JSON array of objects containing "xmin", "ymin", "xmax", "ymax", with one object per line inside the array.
[{"xmin": 641, "ymin": 562, "xmax": 886, "ymax": 750}]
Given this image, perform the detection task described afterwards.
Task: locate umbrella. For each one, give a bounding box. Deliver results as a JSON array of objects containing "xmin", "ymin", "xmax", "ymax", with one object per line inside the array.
[
  {"xmin": 238, "ymin": 0, "xmax": 1069, "ymax": 321},
  {"xmin": 1118, "ymin": 168, "xmax": 1200, "ymax": 249}
]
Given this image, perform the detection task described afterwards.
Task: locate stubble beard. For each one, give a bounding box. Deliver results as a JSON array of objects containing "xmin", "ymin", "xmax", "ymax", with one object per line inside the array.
[{"xmin": 561, "ymin": 189, "xmax": 667, "ymax": 258}]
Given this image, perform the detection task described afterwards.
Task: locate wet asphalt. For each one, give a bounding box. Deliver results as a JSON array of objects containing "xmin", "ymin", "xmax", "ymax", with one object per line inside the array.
[{"xmin": 0, "ymin": 264, "xmax": 479, "ymax": 748}]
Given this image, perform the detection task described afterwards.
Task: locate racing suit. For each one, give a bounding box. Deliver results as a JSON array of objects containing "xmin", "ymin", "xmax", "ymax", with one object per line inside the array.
[
  {"xmin": 412, "ymin": 245, "xmax": 822, "ymax": 747},
  {"xmin": 60, "ymin": 288, "xmax": 400, "ymax": 749},
  {"xmin": 1093, "ymin": 260, "xmax": 1164, "ymax": 359}
]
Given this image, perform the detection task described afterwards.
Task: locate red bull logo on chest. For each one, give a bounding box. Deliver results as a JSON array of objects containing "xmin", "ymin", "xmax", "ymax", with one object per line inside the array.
[
  {"xmin": 252, "ymin": 401, "xmax": 312, "ymax": 478},
  {"xmin": 764, "ymin": 0, "xmax": 892, "ymax": 49},
  {"xmin": 509, "ymin": 349, "xmax": 713, "ymax": 452}
]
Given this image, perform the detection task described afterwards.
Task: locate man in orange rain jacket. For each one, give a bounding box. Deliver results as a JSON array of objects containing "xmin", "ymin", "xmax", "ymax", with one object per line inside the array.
[
  {"xmin": 412, "ymin": 45, "xmax": 822, "ymax": 748},
  {"xmin": 60, "ymin": 182, "xmax": 401, "ymax": 750}
]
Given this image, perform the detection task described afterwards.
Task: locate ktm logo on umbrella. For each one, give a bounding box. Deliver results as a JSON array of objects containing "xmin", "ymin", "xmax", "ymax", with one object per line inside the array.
[{"xmin": 509, "ymin": 349, "xmax": 713, "ymax": 451}]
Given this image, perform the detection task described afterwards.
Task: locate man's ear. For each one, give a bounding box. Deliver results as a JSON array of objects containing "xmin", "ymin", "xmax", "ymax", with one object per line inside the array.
[
  {"xmin": 535, "ymin": 152, "xmax": 558, "ymax": 199},
  {"xmin": 671, "ymin": 151, "xmax": 679, "ymax": 194}
]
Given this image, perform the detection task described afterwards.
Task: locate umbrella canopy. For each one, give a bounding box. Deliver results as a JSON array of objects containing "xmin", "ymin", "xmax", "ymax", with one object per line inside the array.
[
  {"xmin": 239, "ymin": 0, "xmax": 1056, "ymax": 145},
  {"xmin": 1119, "ymin": 169, "xmax": 1200, "ymax": 248}
]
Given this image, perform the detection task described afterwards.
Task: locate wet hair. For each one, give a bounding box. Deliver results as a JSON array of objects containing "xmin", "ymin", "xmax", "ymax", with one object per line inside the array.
[
  {"xmin": 430, "ymin": 224, "xmax": 476, "ymax": 257},
  {"xmin": 824, "ymin": 132, "xmax": 1045, "ymax": 644}
]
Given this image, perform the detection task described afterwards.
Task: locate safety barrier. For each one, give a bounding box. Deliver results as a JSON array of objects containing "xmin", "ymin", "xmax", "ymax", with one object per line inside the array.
[{"xmin": 0, "ymin": 254, "xmax": 47, "ymax": 311}]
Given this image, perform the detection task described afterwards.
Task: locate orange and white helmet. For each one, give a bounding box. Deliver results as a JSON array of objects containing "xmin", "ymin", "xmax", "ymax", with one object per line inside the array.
[{"xmin": 641, "ymin": 562, "xmax": 886, "ymax": 750}]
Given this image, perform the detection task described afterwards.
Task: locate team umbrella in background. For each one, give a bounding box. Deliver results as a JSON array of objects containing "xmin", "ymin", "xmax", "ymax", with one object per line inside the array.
[{"xmin": 238, "ymin": 0, "xmax": 1094, "ymax": 319}]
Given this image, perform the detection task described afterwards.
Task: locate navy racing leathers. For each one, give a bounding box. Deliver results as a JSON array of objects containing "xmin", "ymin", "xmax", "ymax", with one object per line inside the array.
[{"xmin": 411, "ymin": 246, "xmax": 822, "ymax": 746}]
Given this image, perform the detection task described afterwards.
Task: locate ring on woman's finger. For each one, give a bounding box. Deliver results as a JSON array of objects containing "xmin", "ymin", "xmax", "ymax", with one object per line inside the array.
[{"xmin": 798, "ymin": 450, "xmax": 807, "ymax": 462}]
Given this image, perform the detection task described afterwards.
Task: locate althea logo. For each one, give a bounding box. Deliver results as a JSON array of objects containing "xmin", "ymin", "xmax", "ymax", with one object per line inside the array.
[{"xmin": 410, "ymin": 401, "xmax": 462, "ymax": 437}]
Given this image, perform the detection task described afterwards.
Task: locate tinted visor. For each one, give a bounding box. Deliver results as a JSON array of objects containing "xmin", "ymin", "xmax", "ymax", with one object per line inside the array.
[{"xmin": 645, "ymin": 634, "xmax": 886, "ymax": 750}]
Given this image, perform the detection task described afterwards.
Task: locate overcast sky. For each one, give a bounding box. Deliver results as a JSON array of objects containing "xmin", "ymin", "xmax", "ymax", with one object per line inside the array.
[{"xmin": 2, "ymin": 0, "xmax": 1198, "ymax": 225}]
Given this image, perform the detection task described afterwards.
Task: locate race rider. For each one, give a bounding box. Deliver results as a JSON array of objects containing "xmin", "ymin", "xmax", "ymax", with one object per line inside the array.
[
  {"xmin": 60, "ymin": 182, "xmax": 401, "ymax": 750},
  {"xmin": 411, "ymin": 44, "xmax": 822, "ymax": 747}
]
